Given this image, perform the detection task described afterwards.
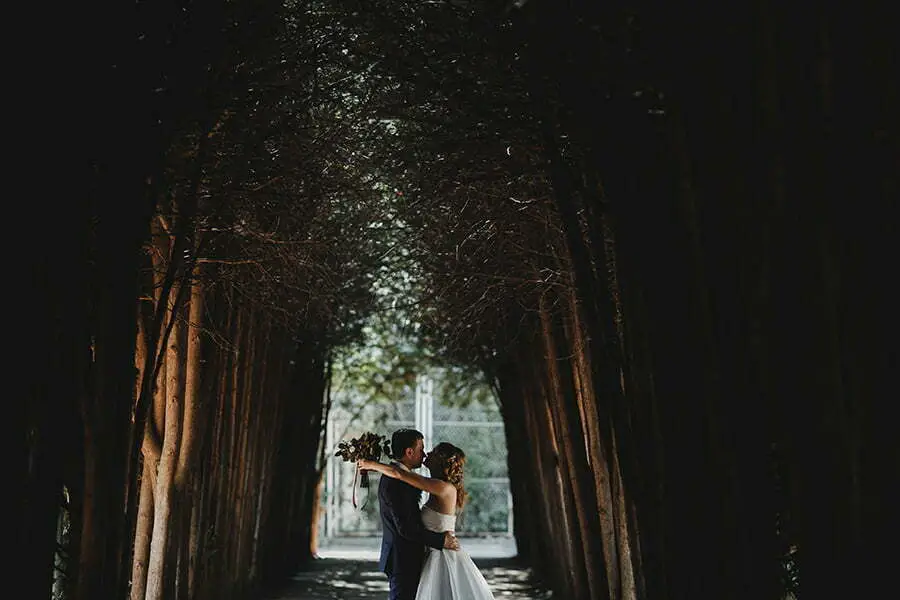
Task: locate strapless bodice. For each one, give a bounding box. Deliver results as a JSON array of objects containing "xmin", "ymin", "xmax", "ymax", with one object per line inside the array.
[
  {"xmin": 421, "ymin": 505, "xmax": 457, "ymax": 533},
  {"xmin": 415, "ymin": 506, "xmax": 496, "ymax": 600}
]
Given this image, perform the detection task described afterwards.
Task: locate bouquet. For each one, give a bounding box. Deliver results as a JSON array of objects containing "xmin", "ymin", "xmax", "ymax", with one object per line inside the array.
[{"xmin": 335, "ymin": 432, "xmax": 391, "ymax": 507}]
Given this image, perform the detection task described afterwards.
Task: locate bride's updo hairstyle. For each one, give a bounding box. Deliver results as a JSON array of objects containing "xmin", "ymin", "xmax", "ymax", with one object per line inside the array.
[{"xmin": 429, "ymin": 442, "xmax": 468, "ymax": 509}]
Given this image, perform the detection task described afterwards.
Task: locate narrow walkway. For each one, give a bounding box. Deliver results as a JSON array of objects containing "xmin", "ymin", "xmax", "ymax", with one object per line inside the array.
[{"xmin": 259, "ymin": 538, "xmax": 553, "ymax": 599}]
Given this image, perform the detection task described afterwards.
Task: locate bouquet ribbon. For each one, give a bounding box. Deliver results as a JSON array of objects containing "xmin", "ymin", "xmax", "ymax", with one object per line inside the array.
[
  {"xmin": 335, "ymin": 432, "xmax": 389, "ymax": 510},
  {"xmin": 352, "ymin": 466, "xmax": 372, "ymax": 510}
]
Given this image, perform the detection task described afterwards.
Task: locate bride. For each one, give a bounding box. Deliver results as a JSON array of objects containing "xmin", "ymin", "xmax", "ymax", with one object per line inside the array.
[{"xmin": 359, "ymin": 442, "xmax": 496, "ymax": 600}]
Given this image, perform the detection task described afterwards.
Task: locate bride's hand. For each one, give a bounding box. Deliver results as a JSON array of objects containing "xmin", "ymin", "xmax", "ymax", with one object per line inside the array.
[
  {"xmin": 357, "ymin": 459, "xmax": 372, "ymax": 470},
  {"xmin": 442, "ymin": 531, "xmax": 460, "ymax": 551}
]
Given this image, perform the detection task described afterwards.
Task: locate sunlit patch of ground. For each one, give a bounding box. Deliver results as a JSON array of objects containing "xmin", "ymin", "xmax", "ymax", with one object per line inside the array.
[
  {"xmin": 260, "ymin": 538, "xmax": 552, "ymax": 599},
  {"xmin": 316, "ymin": 536, "xmax": 518, "ymax": 561},
  {"xmin": 473, "ymin": 560, "xmax": 553, "ymax": 599}
]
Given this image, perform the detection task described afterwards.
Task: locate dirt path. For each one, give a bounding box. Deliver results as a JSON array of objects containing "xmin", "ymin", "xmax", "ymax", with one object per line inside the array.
[{"xmin": 258, "ymin": 556, "xmax": 553, "ymax": 600}]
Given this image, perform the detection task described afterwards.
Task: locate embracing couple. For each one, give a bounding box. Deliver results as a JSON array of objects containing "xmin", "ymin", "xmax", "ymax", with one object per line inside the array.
[{"xmin": 358, "ymin": 428, "xmax": 495, "ymax": 600}]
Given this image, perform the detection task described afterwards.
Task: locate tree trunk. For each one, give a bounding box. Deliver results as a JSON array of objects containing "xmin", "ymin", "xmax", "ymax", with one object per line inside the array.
[
  {"xmin": 130, "ymin": 454, "xmax": 156, "ymax": 600},
  {"xmin": 145, "ymin": 283, "xmax": 186, "ymax": 600},
  {"xmin": 187, "ymin": 473, "xmax": 202, "ymax": 599},
  {"xmin": 540, "ymin": 300, "xmax": 608, "ymax": 600},
  {"xmin": 170, "ymin": 272, "xmax": 204, "ymax": 600},
  {"xmin": 131, "ymin": 286, "xmax": 167, "ymax": 600}
]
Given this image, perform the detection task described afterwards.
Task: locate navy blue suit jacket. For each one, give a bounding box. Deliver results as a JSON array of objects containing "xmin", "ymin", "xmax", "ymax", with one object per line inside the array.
[{"xmin": 377, "ymin": 465, "xmax": 444, "ymax": 583}]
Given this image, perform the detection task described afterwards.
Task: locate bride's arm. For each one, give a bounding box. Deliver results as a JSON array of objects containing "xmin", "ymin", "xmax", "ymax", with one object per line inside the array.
[{"xmin": 358, "ymin": 459, "xmax": 454, "ymax": 497}]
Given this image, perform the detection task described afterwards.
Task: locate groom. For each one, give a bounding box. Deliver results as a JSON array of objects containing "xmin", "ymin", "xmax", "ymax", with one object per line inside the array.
[{"xmin": 378, "ymin": 428, "xmax": 459, "ymax": 600}]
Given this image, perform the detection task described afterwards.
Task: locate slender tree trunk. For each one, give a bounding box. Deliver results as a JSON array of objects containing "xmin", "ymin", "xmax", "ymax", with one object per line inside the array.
[
  {"xmin": 145, "ymin": 283, "xmax": 186, "ymax": 600},
  {"xmin": 240, "ymin": 314, "xmax": 259, "ymax": 585},
  {"xmin": 495, "ymin": 359, "xmax": 534, "ymax": 563},
  {"xmin": 166, "ymin": 271, "xmax": 203, "ymax": 600},
  {"xmin": 247, "ymin": 320, "xmax": 272, "ymax": 581},
  {"xmin": 130, "ymin": 453, "xmax": 156, "ymax": 600},
  {"xmin": 131, "ymin": 266, "xmax": 168, "ymax": 600},
  {"xmin": 540, "ymin": 300, "xmax": 608, "ymax": 600},
  {"xmin": 560, "ymin": 283, "xmax": 626, "ymax": 599},
  {"xmin": 176, "ymin": 272, "xmax": 204, "ymax": 492},
  {"xmin": 188, "ymin": 473, "xmax": 202, "ymax": 599}
]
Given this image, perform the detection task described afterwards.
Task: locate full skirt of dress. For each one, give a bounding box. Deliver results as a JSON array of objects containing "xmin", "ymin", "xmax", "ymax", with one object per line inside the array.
[{"xmin": 415, "ymin": 546, "xmax": 495, "ymax": 600}]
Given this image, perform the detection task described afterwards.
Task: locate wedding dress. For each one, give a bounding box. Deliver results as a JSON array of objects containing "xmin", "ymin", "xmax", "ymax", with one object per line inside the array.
[{"xmin": 415, "ymin": 505, "xmax": 495, "ymax": 600}]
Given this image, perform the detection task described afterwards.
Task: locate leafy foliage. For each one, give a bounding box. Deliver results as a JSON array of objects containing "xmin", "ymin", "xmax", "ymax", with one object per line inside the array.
[
  {"xmin": 334, "ymin": 431, "xmax": 391, "ymax": 463},
  {"xmin": 334, "ymin": 431, "xmax": 391, "ymax": 489},
  {"xmin": 281, "ymin": 1, "xmax": 575, "ymax": 377}
]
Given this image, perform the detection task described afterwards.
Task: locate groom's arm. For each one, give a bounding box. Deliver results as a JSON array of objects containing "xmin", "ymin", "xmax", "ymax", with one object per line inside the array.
[{"xmin": 383, "ymin": 480, "xmax": 445, "ymax": 550}]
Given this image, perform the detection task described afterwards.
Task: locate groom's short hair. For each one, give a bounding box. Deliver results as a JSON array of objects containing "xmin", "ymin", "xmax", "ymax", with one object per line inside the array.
[{"xmin": 391, "ymin": 428, "xmax": 424, "ymax": 459}]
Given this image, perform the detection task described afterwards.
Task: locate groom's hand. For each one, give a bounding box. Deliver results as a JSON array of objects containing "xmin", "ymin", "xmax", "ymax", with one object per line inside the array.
[{"xmin": 442, "ymin": 532, "xmax": 460, "ymax": 551}]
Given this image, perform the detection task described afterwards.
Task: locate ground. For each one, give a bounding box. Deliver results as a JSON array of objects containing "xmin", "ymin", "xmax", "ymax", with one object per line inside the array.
[{"xmin": 258, "ymin": 537, "xmax": 553, "ymax": 600}]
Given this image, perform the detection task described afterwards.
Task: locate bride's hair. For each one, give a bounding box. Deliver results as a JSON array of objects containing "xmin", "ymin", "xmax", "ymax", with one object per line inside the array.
[{"xmin": 430, "ymin": 442, "xmax": 468, "ymax": 509}]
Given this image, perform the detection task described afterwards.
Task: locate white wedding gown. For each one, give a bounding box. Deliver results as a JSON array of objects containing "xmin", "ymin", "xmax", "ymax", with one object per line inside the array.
[{"xmin": 415, "ymin": 505, "xmax": 495, "ymax": 600}]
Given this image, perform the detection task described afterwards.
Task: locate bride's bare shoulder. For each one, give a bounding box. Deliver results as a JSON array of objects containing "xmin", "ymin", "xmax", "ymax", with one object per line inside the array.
[{"xmin": 430, "ymin": 478, "xmax": 455, "ymax": 496}]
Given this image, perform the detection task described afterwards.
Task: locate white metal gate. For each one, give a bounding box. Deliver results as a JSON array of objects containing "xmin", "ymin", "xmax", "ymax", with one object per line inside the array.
[{"xmin": 323, "ymin": 375, "xmax": 512, "ymax": 538}]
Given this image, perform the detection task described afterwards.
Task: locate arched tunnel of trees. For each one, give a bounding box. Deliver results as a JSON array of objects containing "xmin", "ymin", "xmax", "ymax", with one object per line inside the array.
[{"xmin": 21, "ymin": 1, "xmax": 894, "ymax": 599}]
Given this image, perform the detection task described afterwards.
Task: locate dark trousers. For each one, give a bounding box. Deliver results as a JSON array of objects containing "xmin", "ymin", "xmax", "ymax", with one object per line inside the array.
[{"xmin": 388, "ymin": 571, "xmax": 419, "ymax": 600}]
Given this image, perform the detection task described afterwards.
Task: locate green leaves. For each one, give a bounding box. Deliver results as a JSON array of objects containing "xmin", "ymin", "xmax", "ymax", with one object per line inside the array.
[{"xmin": 334, "ymin": 431, "xmax": 391, "ymax": 463}]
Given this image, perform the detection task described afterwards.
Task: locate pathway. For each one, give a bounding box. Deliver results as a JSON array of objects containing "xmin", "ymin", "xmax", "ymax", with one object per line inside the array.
[{"xmin": 258, "ymin": 537, "xmax": 553, "ymax": 599}]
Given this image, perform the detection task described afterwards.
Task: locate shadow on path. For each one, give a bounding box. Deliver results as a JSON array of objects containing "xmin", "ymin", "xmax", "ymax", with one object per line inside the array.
[{"xmin": 259, "ymin": 538, "xmax": 552, "ymax": 599}]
